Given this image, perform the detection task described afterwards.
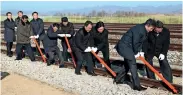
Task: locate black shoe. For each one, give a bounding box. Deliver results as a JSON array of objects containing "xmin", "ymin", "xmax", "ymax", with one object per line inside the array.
[
  {"xmin": 59, "ymin": 64, "xmax": 65, "ymax": 68},
  {"xmin": 8, "ymin": 54, "xmax": 13, "ymax": 57},
  {"xmin": 75, "ymin": 72, "xmax": 82, "ymax": 75},
  {"xmin": 31, "ymin": 59, "xmax": 36, "ymax": 62},
  {"xmin": 15, "ymin": 58, "xmax": 22, "ymax": 60},
  {"xmin": 115, "ymin": 81, "xmax": 124, "ymax": 84},
  {"xmin": 87, "ymin": 72, "xmax": 97, "ymax": 76},
  {"xmin": 47, "ymin": 61, "xmax": 52, "ymax": 66},
  {"xmin": 133, "ymin": 86, "xmax": 147, "ymax": 91},
  {"xmin": 114, "ymin": 71, "xmax": 126, "ymax": 83}
]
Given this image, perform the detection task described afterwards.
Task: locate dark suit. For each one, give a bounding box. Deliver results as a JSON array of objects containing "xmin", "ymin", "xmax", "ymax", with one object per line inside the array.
[
  {"xmin": 30, "ymin": 18, "xmax": 45, "ymax": 55},
  {"xmin": 115, "ymin": 24, "xmax": 148, "ymax": 89}
]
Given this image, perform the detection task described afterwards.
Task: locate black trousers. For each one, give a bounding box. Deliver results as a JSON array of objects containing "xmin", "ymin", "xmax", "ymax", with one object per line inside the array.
[
  {"xmin": 145, "ymin": 54, "xmax": 173, "ymax": 83},
  {"xmin": 116, "ymin": 44, "xmax": 141, "ymax": 89},
  {"xmin": 62, "ymin": 41, "xmax": 69, "ymax": 61},
  {"xmin": 6, "ymin": 42, "xmax": 13, "ymax": 55},
  {"xmin": 46, "ymin": 46, "xmax": 64, "ymax": 64},
  {"xmin": 95, "ymin": 47, "xmax": 110, "ymax": 66},
  {"xmin": 72, "ymin": 47, "xmax": 95, "ymax": 73},
  {"xmin": 16, "ymin": 43, "xmax": 35, "ymax": 61}
]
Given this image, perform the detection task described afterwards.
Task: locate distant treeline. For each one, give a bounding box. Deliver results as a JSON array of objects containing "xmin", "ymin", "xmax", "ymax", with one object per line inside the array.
[
  {"xmin": 54, "ymin": 10, "xmax": 146, "ymax": 17},
  {"xmin": 53, "ymin": 10, "xmax": 177, "ymax": 17}
]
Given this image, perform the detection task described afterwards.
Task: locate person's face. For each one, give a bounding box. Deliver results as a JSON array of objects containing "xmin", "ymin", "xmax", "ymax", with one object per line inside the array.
[
  {"xmin": 53, "ymin": 26, "xmax": 58, "ymax": 32},
  {"xmin": 63, "ymin": 22, "xmax": 68, "ymax": 26},
  {"xmin": 7, "ymin": 14, "xmax": 12, "ymax": 19},
  {"xmin": 145, "ymin": 25, "xmax": 155, "ymax": 32},
  {"xmin": 33, "ymin": 13, "xmax": 38, "ymax": 19},
  {"xmin": 84, "ymin": 24, "xmax": 92, "ymax": 32},
  {"xmin": 97, "ymin": 27, "xmax": 104, "ymax": 33},
  {"xmin": 22, "ymin": 18, "xmax": 28, "ymax": 23},
  {"xmin": 18, "ymin": 12, "xmax": 23, "ymax": 18},
  {"xmin": 155, "ymin": 27, "xmax": 163, "ymax": 33}
]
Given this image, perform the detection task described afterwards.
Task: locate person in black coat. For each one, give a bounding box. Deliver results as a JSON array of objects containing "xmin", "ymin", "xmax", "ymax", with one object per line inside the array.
[
  {"xmin": 15, "ymin": 11, "xmax": 23, "ymax": 27},
  {"xmin": 42, "ymin": 23, "xmax": 64, "ymax": 67},
  {"xmin": 4, "ymin": 12, "xmax": 16, "ymax": 57},
  {"xmin": 72, "ymin": 21, "xmax": 97, "ymax": 76},
  {"xmin": 58, "ymin": 17, "xmax": 75, "ymax": 61},
  {"xmin": 144, "ymin": 20, "xmax": 173, "ymax": 83},
  {"xmin": 115, "ymin": 18, "xmax": 156, "ymax": 91},
  {"xmin": 92, "ymin": 21, "xmax": 110, "ymax": 68},
  {"xmin": 30, "ymin": 12, "xmax": 45, "ymax": 56}
]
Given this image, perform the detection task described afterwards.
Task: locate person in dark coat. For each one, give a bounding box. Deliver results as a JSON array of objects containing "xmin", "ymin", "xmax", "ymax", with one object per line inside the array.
[
  {"xmin": 15, "ymin": 15, "xmax": 35, "ymax": 61},
  {"xmin": 115, "ymin": 18, "xmax": 156, "ymax": 91},
  {"xmin": 58, "ymin": 17, "xmax": 75, "ymax": 61},
  {"xmin": 15, "ymin": 11, "xmax": 25, "ymax": 57},
  {"xmin": 43, "ymin": 23, "xmax": 64, "ymax": 67},
  {"xmin": 92, "ymin": 21, "xmax": 110, "ymax": 68},
  {"xmin": 144, "ymin": 20, "xmax": 173, "ymax": 83},
  {"xmin": 4, "ymin": 12, "xmax": 16, "ymax": 57},
  {"xmin": 72, "ymin": 21, "xmax": 97, "ymax": 76},
  {"xmin": 30, "ymin": 12, "xmax": 45, "ymax": 56},
  {"xmin": 15, "ymin": 11, "xmax": 23, "ymax": 27}
]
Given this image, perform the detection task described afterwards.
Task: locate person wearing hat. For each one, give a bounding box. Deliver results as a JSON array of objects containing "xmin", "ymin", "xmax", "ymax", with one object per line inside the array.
[
  {"xmin": 58, "ymin": 17, "xmax": 75, "ymax": 62},
  {"xmin": 144, "ymin": 20, "xmax": 173, "ymax": 83}
]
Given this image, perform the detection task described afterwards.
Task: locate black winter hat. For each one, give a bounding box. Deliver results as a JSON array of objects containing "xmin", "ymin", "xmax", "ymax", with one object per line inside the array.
[{"xmin": 61, "ymin": 17, "xmax": 68, "ymax": 22}]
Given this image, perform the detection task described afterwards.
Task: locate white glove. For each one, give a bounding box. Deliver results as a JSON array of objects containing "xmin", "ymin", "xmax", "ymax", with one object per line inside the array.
[
  {"xmin": 58, "ymin": 34, "xmax": 65, "ymax": 37},
  {"xmin": 159, "ymin": 54, "xmax": 165, "ymax": 60},
  {"xmin": 67, "ymin": 48, "xmax": 71, "ymax": 52},
  {"xmin": 34, "ymin": 35, "xmax": 39, "ymax": 39},
  {"xmin": 84, "ymin": 47, "xmax": 92, "ymax": 52},
  {"xmin": 139, "ymin": 52, "xmax": 144, "ymax": 57},
  {"xmin": 91, "ymin": 47, "xmax": 98, "ymax": 52},
  {"xmin": 15, "ymin": 27, "xmax": 17, "ymax": 31},
  {"xmin": 134, "ymin": 52, "xmax": 140, "ymax": 58},
  {"xmin": 65, "ymin": 34, "xmax": 71, "ymax": 37},
  {"xmin": 29, "ymin": 36, "xmax": 35, "ymax": 39}
]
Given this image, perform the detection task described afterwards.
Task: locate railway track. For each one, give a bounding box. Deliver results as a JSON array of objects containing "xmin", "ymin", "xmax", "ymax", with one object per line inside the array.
[
  {"xmin": 0, "ymin": 42, "xmax": 182, "ymax": 77},
  {"xmin": 1, "ymin": 22, "xmax": 182, "ymax": 77},
  {"xmin": 1, "ymin": 49, "xmax": 182, "ymax": 94},
  {"xmin": 1, "ymin": 22, "xmax": 182, "ymax": 93}
]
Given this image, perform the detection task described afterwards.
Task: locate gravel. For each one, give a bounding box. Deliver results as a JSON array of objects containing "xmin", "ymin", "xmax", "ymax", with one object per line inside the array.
[
  {"xmin": 108, "ymin": 45, "xmax": 182, "ymax": 66},
  {"xmin": 1, "ymin": 53, "xmax": 172, "ymax": 95}
]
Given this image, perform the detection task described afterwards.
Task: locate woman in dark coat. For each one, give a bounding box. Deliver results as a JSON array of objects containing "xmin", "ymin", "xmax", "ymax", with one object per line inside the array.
[
  {"xmin": 4, "ymin": 12, "xmax": 16, "ymax": 57},
  {"xmin": 92, "ymin": 21, "xmax": 110, "ymax": 68}
]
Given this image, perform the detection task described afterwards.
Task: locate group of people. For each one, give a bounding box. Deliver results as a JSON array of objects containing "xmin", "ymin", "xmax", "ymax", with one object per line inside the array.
[{"xmin": 4, "ymin": 11, "xmax": 173, "ymax": 91}]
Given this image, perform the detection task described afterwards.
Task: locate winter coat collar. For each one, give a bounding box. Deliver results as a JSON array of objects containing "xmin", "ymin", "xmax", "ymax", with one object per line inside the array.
[{"xmin": 6, "ymin": 18, "xmax": 14, "ymax": 22}]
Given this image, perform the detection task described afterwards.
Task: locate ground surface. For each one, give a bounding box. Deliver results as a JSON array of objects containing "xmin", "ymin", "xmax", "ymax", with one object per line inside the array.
[{"xmin": 1, "ymin": 73, "xmax": 78, "ymax": 95}]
